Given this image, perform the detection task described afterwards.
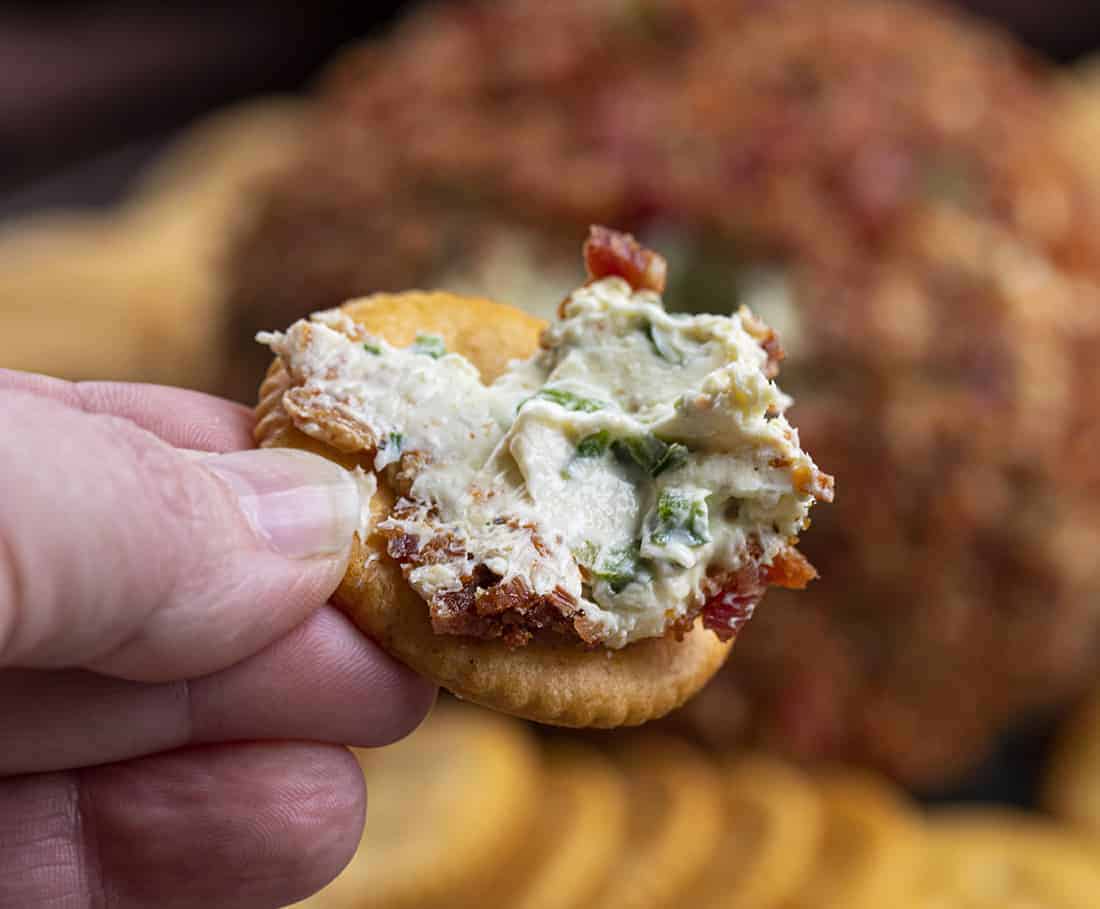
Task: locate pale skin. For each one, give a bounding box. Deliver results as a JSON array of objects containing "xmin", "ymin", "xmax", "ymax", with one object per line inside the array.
[{"xmin": 0, "ymin": 368, "xmax": 437, "ymax": 908}]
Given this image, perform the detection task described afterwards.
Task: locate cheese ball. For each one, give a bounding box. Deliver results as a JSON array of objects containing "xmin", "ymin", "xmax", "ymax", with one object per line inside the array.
[{"xmin": 225, "ymin": 0, "xmax": 1100, "ymax": 784}]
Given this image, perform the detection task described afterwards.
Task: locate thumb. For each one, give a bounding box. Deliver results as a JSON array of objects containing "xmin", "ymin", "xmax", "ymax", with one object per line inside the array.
[{"xmin": 0, "ymin": 390, "xmax": 363, "ymax": 681}]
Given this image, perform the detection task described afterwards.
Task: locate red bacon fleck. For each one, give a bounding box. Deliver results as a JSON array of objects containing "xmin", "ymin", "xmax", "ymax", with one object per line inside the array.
[
  {"xmin": 583, "ymin": 225, "xmax": 667, "ymax": 293},
  {"xmin": 701, "ymin": 588, "xmax": 762, "ymax": 642},
  {"xmin": 763, "ymin": 547, "xmax": 818, "ymax": 589}
]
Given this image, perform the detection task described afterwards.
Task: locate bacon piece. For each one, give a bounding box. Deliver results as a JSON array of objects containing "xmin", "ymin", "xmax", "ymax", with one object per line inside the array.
[
  {"xmin": 701, "ymin": 588, "xmax": 763, "ymax": 643},
  {"xmin": 700, "ymin": 557, "xmax": 768, "ymax": 642},
  {"xmin": 379, "ymin": 515, "xmax": 584, "ymax": 648},
  {"xmin": 701, "ymin": 544, "xmax": 818, "ymax": 641},
  {"xmin": 583, "ymin": 224, "xmax": 667, "ymax": 293},
  {"xmin": 739, "ymin": 307, "xmax": 786, "ymax": 378},
  {"xmin": 432, "ymin": 575, "xmax": 581, "ymax": 647},
  {"xmin": 760, "ymin": 331, "xmax": 785, "ymax": 379},
  {"xmin": 764, "ymin": 546, "xmax": 818, "ymax": 589}
]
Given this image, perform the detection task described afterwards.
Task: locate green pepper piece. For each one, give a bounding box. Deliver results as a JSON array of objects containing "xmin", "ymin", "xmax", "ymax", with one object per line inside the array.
[
  {"xmin": 576, "ymin": 430, "xmax": 612, "ymax": 458},
  {"xmin": 613, "ymin": 435, "xmax": 689, "ymax": 477},
  {"xmin": 412, "ymin": 333, "xmax": 447, "ymax": 359},
  {"xmin": 592, "ymin": 543, "xmax": 641, "ymax": 593},
  {"xmin": 520, "ymin": 387, "xmax": 606, "ymax": 414},
  {"xmin": 650, "ymin": 489, "xmax": 710, "ymax": 547}
]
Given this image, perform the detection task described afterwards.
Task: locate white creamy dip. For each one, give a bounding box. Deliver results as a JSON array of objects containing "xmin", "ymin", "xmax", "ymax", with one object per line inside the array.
[{"xmin": 259, "ymin": 276, "xmax": 830, "ymax": 648}]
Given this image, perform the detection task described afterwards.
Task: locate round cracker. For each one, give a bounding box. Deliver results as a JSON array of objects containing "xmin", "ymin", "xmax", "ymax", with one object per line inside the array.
[
  {"xmin": 589, "ymin": 735, "xmax": 725, "ymax": 909},
  {"xmin": 784, "ymin": 771, "xmax": 922, "ymax": 909},
  {"xmin": 500, "ymin": 742, "xmax": 629, "ymax": 909},
  {"xmin": 912, "ymin": 810, "xmax": 1100, "ymax": 907},
  {"xmin": 684, "ymin": 754, "xmax": 823, "ymax": 909},
  {"xmin": 255, "ymin": 292, "xmax": 733, "ymax": 727},
  {"xmin": 1043, "ymin": 689, "xmax": 1100, "ymax": 833},
  {"xmin": 290, "ymin": 702, "xmax": 540, "ymax": 909}
]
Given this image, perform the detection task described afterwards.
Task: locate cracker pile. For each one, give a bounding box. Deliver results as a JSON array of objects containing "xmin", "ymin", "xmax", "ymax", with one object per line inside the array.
[
  {"xmin": 0, "ymin": 98, "xmax": 302, "ymax": 391},
  {"xmin": 290, "ymin": 699, "xmax": 1100, "ymax": 909}
]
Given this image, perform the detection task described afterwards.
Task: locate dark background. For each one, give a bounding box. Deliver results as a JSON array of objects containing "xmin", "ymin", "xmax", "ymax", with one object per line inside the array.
[{"xmin": 1, "ymin": 0, "xmax": 1099, "ymax": 218}]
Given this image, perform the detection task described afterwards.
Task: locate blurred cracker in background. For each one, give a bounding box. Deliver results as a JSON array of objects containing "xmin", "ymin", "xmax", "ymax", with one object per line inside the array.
[
  {"xmin": 683, "ymin": 755, "xmax": 823, "ymax": 909},
  {"xmin": 590, "ymin": 736, "xmax": 723, "ymax": 909},
  {"xmin": 784, "ymin": 771, "xmax": 923, "ymax": 909},
  {"xmin": 912, "ymin": 810, "xmax": 1100, "ymax": 906},
  {"xmin": 0, "ymin": 98, "xmax": 303, "ymax": 391},
  {"xmin": 500, "ymin": 743, "xmax": 629, "ymax": 909},
  {"xmin": 275, "ymin": 700, "xmax": 1100, "ymax": 907},
  {"xmin": 293, "ymin": 702, "xmax": 540, "ymax": 909}
]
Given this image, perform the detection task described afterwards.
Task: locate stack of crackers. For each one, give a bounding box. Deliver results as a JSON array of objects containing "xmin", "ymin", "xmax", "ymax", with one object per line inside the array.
[
  {"xmin": 287, "ymin": 697, "xmax": 1100, "ymax": 909},
  {"xmin": 0, "ymin": 98, "xmax": 303, "ymax": 392}
]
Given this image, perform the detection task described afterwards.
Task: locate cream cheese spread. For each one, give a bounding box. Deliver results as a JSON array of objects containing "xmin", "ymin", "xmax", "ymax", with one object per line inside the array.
[{"xmin": 259, "ymin": 275, "xmax": 831, "ymax": 649}]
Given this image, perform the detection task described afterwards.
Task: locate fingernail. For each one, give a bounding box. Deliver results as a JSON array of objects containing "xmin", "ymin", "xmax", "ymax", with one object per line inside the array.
[{"xmin": 204, "ymin": 449, "xmax": 363, "ymax": 559}]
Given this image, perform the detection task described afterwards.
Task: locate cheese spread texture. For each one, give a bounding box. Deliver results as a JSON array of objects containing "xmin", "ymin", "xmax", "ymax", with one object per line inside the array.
[{"xmin": 260, "ymin": 276, "xmax": 830, "ymax": 649}]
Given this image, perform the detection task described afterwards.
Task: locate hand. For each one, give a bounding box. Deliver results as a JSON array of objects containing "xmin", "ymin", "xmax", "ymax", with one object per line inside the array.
[{"xmin": 0, "ymin": 369, "xmax": 436, "ymax": 908}]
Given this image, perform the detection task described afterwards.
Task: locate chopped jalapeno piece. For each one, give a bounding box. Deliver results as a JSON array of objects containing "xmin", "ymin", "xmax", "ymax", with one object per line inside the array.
[
  {"xmin": 593, "ymin": 543, "xmax": 641, "ymax": 593},
  {"xmin": 649, "ymin": 489, "xmax": 710, "ymax": 547},
  {"xmin": 362, "ymin": 340, "xmax": 383, "ymax": 355},
  {"xmin": 613, "ymin": 434, "xmax": 689, "ymax": 477},
  {"xmin": 576, "ymin": 430, "xmax": 612, "ymax": 458},
  {"xmin": 612, "ymin": 434, "xmax": 664, "ymax": 473},
  {"xmin": 655, "ymin": 442, "xmax": 689, "ymax": 476},
  {"xmin": 521, "ymin": 387, "xmax": 606, "ymax": 413},
  {"xmin": 412, "ymin": 333, "xmax": 447, "ymax": 359}
]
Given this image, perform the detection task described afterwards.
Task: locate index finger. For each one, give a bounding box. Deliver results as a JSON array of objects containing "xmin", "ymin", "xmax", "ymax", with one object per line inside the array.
[{"xmin": 0, "ymin": 369, "xmax": 254, "ymax": 451}]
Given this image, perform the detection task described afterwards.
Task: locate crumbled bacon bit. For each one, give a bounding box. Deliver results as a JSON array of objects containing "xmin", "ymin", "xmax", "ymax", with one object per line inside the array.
[
  {"xmin": 701, "ymin": 589, "xmax": 761, "ymax": 643},
  {"xmin": 378, "ymin": 512, "xmax": 584, "ymax": 648},
  {"xmin": 700, "ymin": 561, "xmax": 769, "ymax": 642},
  {"xmin": 739, "ymin": 308, "xmax": 786, "ymax": 378},
  {"xmin": 763, "ymin": 547, "xmax": 818, "ymax": 589},
  {"xmin": 583, "ymin": 225, "xmax": 667, "ymax": 293},
  {"xmin": 760, "ymin": 331, "xmax": 785, "ymax": 378},
  {"xmin": 475, "ymin": 576, "xmax": 531, "ymax": 616}
]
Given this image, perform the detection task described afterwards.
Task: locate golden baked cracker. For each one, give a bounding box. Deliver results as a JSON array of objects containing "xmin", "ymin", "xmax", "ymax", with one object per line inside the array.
[
  {"xmin": 1043, "ymin": 689, "xmax": 1100, "ymax": 833},
  {"xmin": 587, "ymin": 735, "xmax": 724, "ymax": 909},
  {"xmin": 783, "ymin": 771, "xmax": 922, "ymax": 909},
  {"xmin": 289, "ymin": 701, "xmax": 540, "ymax": 909},
  {"xmin": 255, "ymin": 292, "xmax": 734, "ymax": 727},
  {"xmin": 683, "ymin": 755, "xmax": 823, "ymax": 909},
  {"xmin": 498, "ymin": 742, "xmax": 629, "ymax": 909},
  {"xmin": 911, "ymin": 810, "xmax": 1100, "ymax": 907}
]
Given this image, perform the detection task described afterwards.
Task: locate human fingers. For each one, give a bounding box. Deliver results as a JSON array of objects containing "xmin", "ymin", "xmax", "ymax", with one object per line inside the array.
[
  {"xmin": 0, "ymin": 606, "xmax": 435, "ymax": 776},
  {"xmin": 0, "ymin": 389, "xmax": 362, "ymax": 680},
  {"xmin": 0, "ymin": 368, "xmax": 254, "ymax": 451},
  {"xmin": 0, "ymin": 742, "xmax": 366, "ymax": 909}
]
